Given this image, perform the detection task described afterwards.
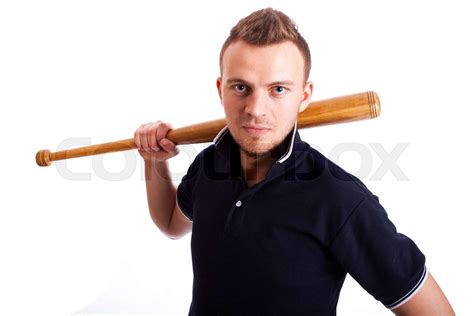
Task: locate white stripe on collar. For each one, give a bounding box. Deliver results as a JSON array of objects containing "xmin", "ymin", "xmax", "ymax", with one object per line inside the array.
[
  {"xmin": 277, "ymin": 122, "xmax": 298, "ymax": 164},
  {"xmin": 213, "ymin": 125, "xmax": 229, "ymax": 144}
]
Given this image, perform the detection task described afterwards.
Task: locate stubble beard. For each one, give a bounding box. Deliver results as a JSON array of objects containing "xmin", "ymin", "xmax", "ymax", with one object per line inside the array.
[
  {"xmin": 239, "ymin": 140, "xmax": 275, "ymax": 158},
  {"xmin": 230, "ymin": 119, "xmax": 296, "ymax": 159}
]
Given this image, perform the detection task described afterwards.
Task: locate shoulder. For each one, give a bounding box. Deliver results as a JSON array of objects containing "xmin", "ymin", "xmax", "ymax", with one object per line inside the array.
[
  {"xmin": 299, "ymin": 142, "xmax": 378, "ymax": 203},
  {"xmin": 181, "ymin": 142, "xmax": 226, "ymax": 180},
  {"xmin": 187, "ymin": 142, "xmax": 217, "ymax": 166}
]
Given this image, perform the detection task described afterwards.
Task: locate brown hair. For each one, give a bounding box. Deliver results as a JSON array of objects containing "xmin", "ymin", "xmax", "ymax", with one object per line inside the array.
[{"xmin": 219, "ymin": 8, "xmax": 311, "ymax": 81}]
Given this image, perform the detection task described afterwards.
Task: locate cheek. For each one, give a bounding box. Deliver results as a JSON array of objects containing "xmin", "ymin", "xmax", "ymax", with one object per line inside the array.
[
  {"xmin": 276, "ymin": 104, "xmax": 297, "ymax": 120},
  {"xmin": 275, "ymin": 109, "xmax": 298, "ymax": 131},
  {"xmin": 223, "ymin": 105, "xmax": 239, "ymax": 120},
  {"xmin": 222, "ymin": 107, "xmax": 241, "ymax": 130},
  {"xmin": 223, "ymin": 100, "xmax": 244, "ymax": 118}
]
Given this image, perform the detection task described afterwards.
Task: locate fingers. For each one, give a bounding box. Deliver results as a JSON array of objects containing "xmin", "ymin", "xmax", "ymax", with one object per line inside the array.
[
  {"xmin": 134, "ymin": 120, "xmax": 178, "ymax": 161},
  {"xmin": 159, "ymin": 138, "xmax": 178, "ymax": 154},
  {"xmin": 141, "ymin": 122, "xmax": 152, "ymax": 151},
  {"xmin": 149, "ymin": 120, "xmax": 171, "ymax": 152},
  {"xmin": 136, "ymin": 123, "xmax": 150, "ymax": 151},
  {"xmin": 134, "ymin": 123, "xmax": 144, "ymax": 151}
]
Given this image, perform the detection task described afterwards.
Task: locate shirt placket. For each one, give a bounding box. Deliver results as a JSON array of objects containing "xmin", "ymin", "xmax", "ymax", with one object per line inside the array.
[{"xmin": 223, "ymin": 181, "xmax": 262, "ymax": 238}]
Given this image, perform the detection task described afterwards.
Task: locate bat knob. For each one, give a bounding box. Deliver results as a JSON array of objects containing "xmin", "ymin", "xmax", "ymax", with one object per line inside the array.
[{"xmin": 36, "ymin": 149, "xmax": 52, "ymax": 167}]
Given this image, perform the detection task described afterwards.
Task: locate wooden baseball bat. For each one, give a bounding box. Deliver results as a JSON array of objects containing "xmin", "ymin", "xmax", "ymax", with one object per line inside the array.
[{"xmin": 35, "ymin": 91, "xmax": 380, "ymax": 167}]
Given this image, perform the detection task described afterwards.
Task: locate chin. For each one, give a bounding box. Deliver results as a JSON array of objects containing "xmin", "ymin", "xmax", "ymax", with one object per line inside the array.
[
  {"xmin": 229, "ymin": 125, "xmax": 279, "ymax": 156},
  {"xmin": 239, "ymin": 141, "xmax": 277, "ymax": 158}
]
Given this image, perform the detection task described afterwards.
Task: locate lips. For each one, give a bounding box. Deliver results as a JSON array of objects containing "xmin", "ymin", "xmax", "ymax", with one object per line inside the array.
[{"xmin": 243, "ymin": 125, "xmax": 271, "ymax": 136}]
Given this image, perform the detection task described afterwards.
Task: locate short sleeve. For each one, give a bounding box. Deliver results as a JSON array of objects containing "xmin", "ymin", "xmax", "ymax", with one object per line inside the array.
[
  {"xmin": 329, "ymin": 195, "xmax": 427, "ymax": 309},
  {"xmin": 176, "ymin": 154, "xmax": 201, "ymax": 221}
]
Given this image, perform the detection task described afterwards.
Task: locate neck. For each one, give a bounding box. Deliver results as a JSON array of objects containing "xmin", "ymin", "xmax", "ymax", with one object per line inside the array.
[
  {"xmin": 239, "ymin": 150, "xmax": 276, "ymax": 187},
  {"xmin": 237, "ymin": 125, "xmax": 295, "ymax": 186}
]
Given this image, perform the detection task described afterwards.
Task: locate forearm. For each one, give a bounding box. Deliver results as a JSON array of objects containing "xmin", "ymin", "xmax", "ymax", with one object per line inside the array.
[{"xmin": 144, "ymin": 159, "xmax": 176, "ymax": 235}]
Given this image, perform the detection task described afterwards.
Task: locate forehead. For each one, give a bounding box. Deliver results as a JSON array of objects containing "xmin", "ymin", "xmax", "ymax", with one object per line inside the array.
[{"xmin": 221, "ymin": 40, "xmax": 305, "ymax": 84}]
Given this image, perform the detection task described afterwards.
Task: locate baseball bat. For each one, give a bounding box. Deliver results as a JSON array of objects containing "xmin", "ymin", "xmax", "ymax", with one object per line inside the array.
[{"xmin": 35, "ymin": 91, "xmax": 380, "ymax": 167}]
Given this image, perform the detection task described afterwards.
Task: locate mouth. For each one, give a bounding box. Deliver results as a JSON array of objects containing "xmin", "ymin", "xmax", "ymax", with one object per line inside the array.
[{"xmin": 242, "ymin": 125, "xmax": 271, "ymax": 136}]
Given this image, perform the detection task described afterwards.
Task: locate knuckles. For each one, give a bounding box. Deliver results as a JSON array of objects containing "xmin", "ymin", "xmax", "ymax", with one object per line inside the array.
[{"xmin": 134, "ymin": 120, "xmax": 173, "ymax": 149}]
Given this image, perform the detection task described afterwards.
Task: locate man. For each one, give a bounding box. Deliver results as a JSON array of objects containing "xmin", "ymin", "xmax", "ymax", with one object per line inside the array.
[{"xmin": 134, "ymin": 8, "xmax": 454, "ymax": 315}]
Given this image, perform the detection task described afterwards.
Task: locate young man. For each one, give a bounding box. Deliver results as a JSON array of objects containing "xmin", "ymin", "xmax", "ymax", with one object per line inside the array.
[{"xmin": 134, "ymin": 8, "xmax": 454, "ymax": 315}]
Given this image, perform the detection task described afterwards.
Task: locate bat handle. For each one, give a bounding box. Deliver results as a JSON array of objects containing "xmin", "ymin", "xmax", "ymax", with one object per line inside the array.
[
  {"xmin": 35, "ymin": 138, "xmax": 138, "ymax": 167},
  {"xmin": 35, "ymin": 118, "xmax": 227, "ymax": 167}
]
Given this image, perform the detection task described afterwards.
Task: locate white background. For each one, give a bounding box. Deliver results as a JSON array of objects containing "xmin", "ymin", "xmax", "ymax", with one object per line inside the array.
[{"xmin": 0, "ymin": 0, "xmax": 472, "ymax": 315}]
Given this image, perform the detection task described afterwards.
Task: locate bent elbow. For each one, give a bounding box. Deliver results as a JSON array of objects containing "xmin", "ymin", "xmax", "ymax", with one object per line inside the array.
[{"xmin": 166, "ymin": 232, "xmax": 183, "ymax": 240}]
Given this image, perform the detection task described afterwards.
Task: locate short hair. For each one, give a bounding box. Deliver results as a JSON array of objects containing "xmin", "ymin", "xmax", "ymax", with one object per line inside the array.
[{"xmin": 219, "ymin": 8, "xmax": 311, "ymax": 82}]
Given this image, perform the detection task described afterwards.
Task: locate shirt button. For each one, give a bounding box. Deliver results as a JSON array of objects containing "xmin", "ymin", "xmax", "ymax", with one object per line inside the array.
[{"xmin": 235, "ymin": 200, "xmax": 242, "ymax": 207}]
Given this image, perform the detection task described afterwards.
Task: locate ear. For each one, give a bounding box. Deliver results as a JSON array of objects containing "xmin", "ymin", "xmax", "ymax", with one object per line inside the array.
[
  {"xmin": 298, "ymin": 81, "xmax": 314, "ymax": 113},
  {"xmin": 216, "ymin": 77, "xmax": 223, "ymax": 105}
]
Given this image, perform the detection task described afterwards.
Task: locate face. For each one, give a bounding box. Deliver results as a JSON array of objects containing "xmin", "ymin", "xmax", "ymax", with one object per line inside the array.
[{"xmin": 217, "ymin": 40, "xmax": 313, "ymax": 158}]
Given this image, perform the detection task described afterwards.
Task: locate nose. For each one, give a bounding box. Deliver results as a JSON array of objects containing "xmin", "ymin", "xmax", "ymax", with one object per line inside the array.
[{"xmin": 244, "ymin": 90, "xmax": 268, "ymax": 117}]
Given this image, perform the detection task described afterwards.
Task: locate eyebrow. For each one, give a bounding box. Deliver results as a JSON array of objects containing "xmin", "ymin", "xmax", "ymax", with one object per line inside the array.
[{"xmin": 225, "ymin": 78, "xmax": 295, "ymax": 87}]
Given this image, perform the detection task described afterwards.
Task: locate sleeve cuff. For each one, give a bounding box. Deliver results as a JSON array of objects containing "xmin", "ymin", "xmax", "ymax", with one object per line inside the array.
[{"xmin": 386, "ymin": 265, "xmax": 428, "ymax": 310}]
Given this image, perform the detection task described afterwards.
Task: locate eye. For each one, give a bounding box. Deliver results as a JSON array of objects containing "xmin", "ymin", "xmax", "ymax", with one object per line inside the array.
[
  {"xmin": 233, "ymin": 84, "xmax": 248, "ymax": 94},
  {"xmin": 273, "ymin": 86, "xmax": 286, "ymax": 95}
]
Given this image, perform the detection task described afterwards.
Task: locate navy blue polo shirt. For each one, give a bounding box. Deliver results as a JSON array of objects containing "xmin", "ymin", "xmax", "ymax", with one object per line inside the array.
[{"xmin": 177, "ymin": 124, "xmax": 427, "ymax": 315}]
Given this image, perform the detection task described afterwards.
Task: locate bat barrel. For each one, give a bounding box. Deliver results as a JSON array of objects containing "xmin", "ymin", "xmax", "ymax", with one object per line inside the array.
[{"xmin": 297, "ymin": 91, "xmax": 380, "ymax": 128}]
